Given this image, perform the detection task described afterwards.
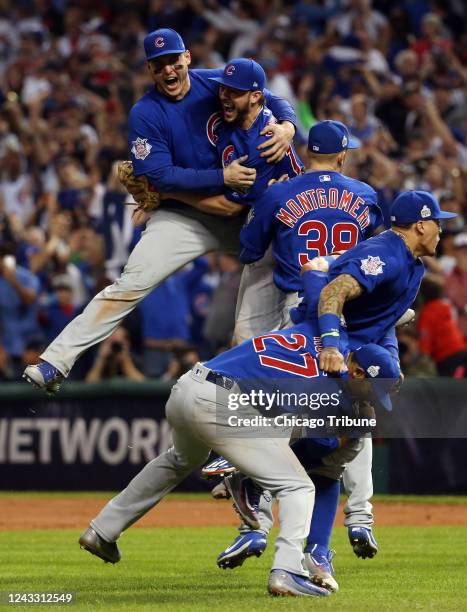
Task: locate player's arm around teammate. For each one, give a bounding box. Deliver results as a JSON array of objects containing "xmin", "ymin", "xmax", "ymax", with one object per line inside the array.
[{"xmin": 22, "ymin": 31, "xmax": 298, "ymax": 390}]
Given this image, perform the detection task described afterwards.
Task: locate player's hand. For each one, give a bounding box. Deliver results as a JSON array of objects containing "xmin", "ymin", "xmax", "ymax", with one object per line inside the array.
[
  {"xmin": 258, "ymin": 121, "xmax": 295, "ymax": 163},
  {"xmin": 319, "ymin": 347, "xmax": 345, "ymax": 373},
  {"xmin": 132, "ymin": 206, "xmax": 151, "ymax": 226},
  {"xmin": 268, "ymin": 173, "xmax": 289, "ymax": 187},
  {"xmin": 301, "ymin": 257, "xmax": 330, "ymax": 273},
  {"xmin": 223, "ymin": 155, "xmax": 256, "ymax": 191}
]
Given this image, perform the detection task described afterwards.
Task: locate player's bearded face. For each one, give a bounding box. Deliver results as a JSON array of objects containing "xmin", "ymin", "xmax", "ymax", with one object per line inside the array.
[
  {"xmin": 148, "ymin": 52, "xmax": 191, "ymax": 100},
  {"xmin": 219, "ymin": 86, "xmax": 255, "ymax": 124}
]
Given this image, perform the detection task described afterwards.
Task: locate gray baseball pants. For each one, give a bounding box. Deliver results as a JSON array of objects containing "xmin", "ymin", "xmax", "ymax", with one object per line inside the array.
[
  {"xmin": 41, "ymin": 209, "xmax": 243, "ymax": 376},
  {"xmin": 242, "ymin": 438, "xmax": 365, "ymax": 535},
  {"xmin": 91, "ymin": 364, "xmax": 314, "ymax": 577}
]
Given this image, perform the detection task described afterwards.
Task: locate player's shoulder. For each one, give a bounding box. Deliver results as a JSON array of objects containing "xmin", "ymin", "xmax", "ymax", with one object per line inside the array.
[
  {"xmin": 190, "ymin": 68, "xmax": 223, "ymax": 80},
  {"xmin": 337, "ymin": 174, "xmax": 377, "ymax": 199},
  {"xmin": 130, "ymin": 89, "xmax": 166, "ymax": 120},
  {"xmin": 348, "ymin": 231, "xmax": 403, "ymax": 263},
  {"xmin": 189, "ymin": 68, "xmax": 222, "ymax": 92}
]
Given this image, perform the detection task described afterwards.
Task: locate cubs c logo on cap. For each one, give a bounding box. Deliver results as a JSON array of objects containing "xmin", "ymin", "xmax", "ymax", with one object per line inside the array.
[
  {"xmin": 155, "ymin": 37, "xmax": 165, "ymax": 48},
  {"xmin": 226, "ymin": 65, "xmax": 235, "ymax": 75},
  {"xmin": 342, "ymin": 135, "xmax": 348, "ymax": 147}
]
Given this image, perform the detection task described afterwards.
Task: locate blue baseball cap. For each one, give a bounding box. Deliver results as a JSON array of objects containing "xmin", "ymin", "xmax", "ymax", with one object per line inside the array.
[
  {"xmin": 144, "ymin": 28, "xmax": 185, "ymax": 62},
  {"xmin": 354, "ymin": 343, "xmax": 401, "ymax": 411},
  {"xmin": 308, "ymin": 120, "xmax": 360, "ymax": 154},
  {"xmin": 209, "ymin": 58, "xmax": 266, "ymax": 92},
  {"xmin": 390, "ymin": 190, "xmax": 458, "ymax": 224}
]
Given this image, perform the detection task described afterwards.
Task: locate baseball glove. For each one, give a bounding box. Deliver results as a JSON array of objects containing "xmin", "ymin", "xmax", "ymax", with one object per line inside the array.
[{"xmin": 117, "ymin": 160, "xmax": 160, "ymax": 212}]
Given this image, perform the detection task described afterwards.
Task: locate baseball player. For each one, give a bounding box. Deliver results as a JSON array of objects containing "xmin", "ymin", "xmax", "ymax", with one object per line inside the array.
[
  {"xmin": 23, "ymin": 29, "xmax": 297, "ymax": 392},
  {"xmin": 303, "ymin": 189, "xmax": 457, "ymax": 551},
  {"xmin": 207, "ymin": 120, "xmax": 386, "ymax": 558},
  {"xmin": 211, "ymin": 190, "xmax": 455, "ymax": 583},
  {"xmin": 213, "ymin": 264, "xmax": 400, "ymax": 591},
  {"xmin": 78, "ymin": 302, "xmax": 398, "ymax": 597},
  {"xmin": 125, "ymin": 57, "xmax": 305, "ymax": 337}
]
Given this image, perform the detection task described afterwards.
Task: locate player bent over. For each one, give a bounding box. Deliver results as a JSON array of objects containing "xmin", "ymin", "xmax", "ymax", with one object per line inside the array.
[{"xmin": 78, "ymin": 314, "xmax": 398, "ymax": 597}]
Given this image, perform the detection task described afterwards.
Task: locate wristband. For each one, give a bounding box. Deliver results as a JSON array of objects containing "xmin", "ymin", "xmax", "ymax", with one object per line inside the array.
[{"xmin": 319, "ymin": 313, "xmax": 341, "ymax": 349}]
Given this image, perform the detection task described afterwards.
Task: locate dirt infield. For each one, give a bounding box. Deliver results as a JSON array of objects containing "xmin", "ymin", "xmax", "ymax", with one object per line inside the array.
[{"xmin": 1, "ymin": 497, "xmax": 467, "ymax": 530}]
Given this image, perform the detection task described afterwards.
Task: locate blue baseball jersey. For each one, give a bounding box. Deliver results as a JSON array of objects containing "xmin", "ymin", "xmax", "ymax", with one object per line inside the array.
[
  {"xmin": 217, "ymin": 106, "xmax": 303, "ymax": 206},
  {"xmin": 128, "ymin": 70, "xmax": 296, "ymax": 202},
  {"xmin": 206, "ymin": 319, "xmax": 351, "ymax": 415},
  {"xmin": 326, "ymin": 231, "xmax": 424, "ymax": 346},
  {"xmin": 293, "ymin": 269, "xmax": 399, "ymax": 358},
  {"xmin": 239, "ymin": 171, "xmax": 385, "ymax": 292},
  {"xmin": 207, "ymin": 318, "xmax": 330, "ymax": 381}
]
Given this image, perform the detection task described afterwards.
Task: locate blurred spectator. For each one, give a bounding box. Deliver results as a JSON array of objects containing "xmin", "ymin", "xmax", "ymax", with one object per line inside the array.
[
  {"xmin": 445, "ymin": 233, "xmax": 467, "ymax": 341},
  {"xmin": 163, "ymin": 346, "xmax": 201, "ymax": 381},
  {"xmin": 410, "ymin": 13, "xmax": 452, "ymax": 63},
  {"xmin": 397, "ymin": 327, "xmax": 437, "ymax": 378},
  {"xmin": 85, "ymin": 326, "xmax": 144, "ymax": 383},
  {"xmin": 417, "ymin": 277, "xmax": 466, "ymax": 377},
  {"xmin": 203, "ymin": 254, "xmax": 242, "ymax": 352},
  {"xmin": 333, "ymin": 0, "xmax": 390, "ymax": 52},
  {"xmin": 138, "ymin": 271, "xmax": 193, "ymax": 378},
  {"xmin": 0, "ymin": 244, "xmax": 41, "ymax": 376},
  {"xmin": 349, "ymin": 94, "xmax": 381, "ymax": 142},
  {"xmin": 437, "ymin": 230, "xmax": 461, "ymax": 276},
  {"xmin": 0, "ymin": 135, "xmax": 34, "ymax": 227},
  {"xmin": 39, "ymin": 275, "xmax": 78, "ymax": 343}
]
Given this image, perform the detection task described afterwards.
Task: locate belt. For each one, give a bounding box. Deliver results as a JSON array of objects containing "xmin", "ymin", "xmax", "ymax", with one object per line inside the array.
[
  {"xmin": 191, "ymin": 363, "xmax": 236, "ymax": 391},
  {"xmin": 206, "ymin": 370, "xmax": 235, "ymax": 391}
]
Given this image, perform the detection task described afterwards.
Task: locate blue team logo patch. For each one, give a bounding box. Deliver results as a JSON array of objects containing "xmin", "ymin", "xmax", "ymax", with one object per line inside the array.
[
  {"xmin": 131, "ymin": 137, "xmax": 152, "ymax": 160},
  {"xmin": 319, "ymin": 175, "xmax": 331, "ymax": 182},
  {"xmin": 222, "ymin": 144, "xmax": 236, "ymax": 168},
  {"xmin": 360, "ymin": 255, "xmax": 385, "ymax": 276}
]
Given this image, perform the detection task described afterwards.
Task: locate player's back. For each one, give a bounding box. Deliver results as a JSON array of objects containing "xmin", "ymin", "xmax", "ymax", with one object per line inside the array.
[
  {"xmin": 327, "ymin": 230, "xmax": 425, "ymax": 345},
  {"xmin": 241, "ymin": 170, "xmax": 384, "ymax": 291},
  {"xmin": 206, "ymin": 319, "xmax": 324, "ymax": 382}
]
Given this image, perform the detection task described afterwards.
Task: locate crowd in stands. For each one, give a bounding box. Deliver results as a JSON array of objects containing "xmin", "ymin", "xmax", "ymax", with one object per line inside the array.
[{"xmin": 0, "ymin": 0, "xmax": 465, "ymax": 381}]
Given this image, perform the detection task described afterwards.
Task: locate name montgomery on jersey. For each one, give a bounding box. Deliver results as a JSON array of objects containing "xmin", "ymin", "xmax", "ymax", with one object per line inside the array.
[{"xmin": 276, "ymin": 188, "xmax": 372, "ymax": 230}]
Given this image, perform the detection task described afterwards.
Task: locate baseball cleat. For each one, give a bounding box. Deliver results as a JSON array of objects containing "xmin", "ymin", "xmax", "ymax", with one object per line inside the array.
[
  {"xmin": 268, "ymin": 569, "xmax": 330, "ymax": 597},
  {"xmin": 202, "ymin": 457, "xmax": 237, "ymax": 479},
  {"xmin": 217, "ymin": 531, "xmax": 267, "ymax": 569},
  {"xmin": 224, "ymin": 473, "xmax": 261, "ymax": 530},
  {"xmin": 23, "ymin": 361, "xmax": 64, "ymax": 395},
  {"xmin": 304, "ymin": 548, "xmax": 339, "ymax": 592},
  {"xmin": 396, "ymin": 308, "xmax": 415, "ymax": 327},
  {"xmin": 348, "ymin": 526, "xmax": 378, "ymax": 558},
  {"xmin": 79, "ymin": 527, "xmax": 121, "ymax": 564}
]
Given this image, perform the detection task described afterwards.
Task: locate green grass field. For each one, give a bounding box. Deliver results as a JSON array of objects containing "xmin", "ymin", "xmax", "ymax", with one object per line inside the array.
[{"xmin": 1, "ymin": 522, "xmax": 467, "ymax": 611}]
